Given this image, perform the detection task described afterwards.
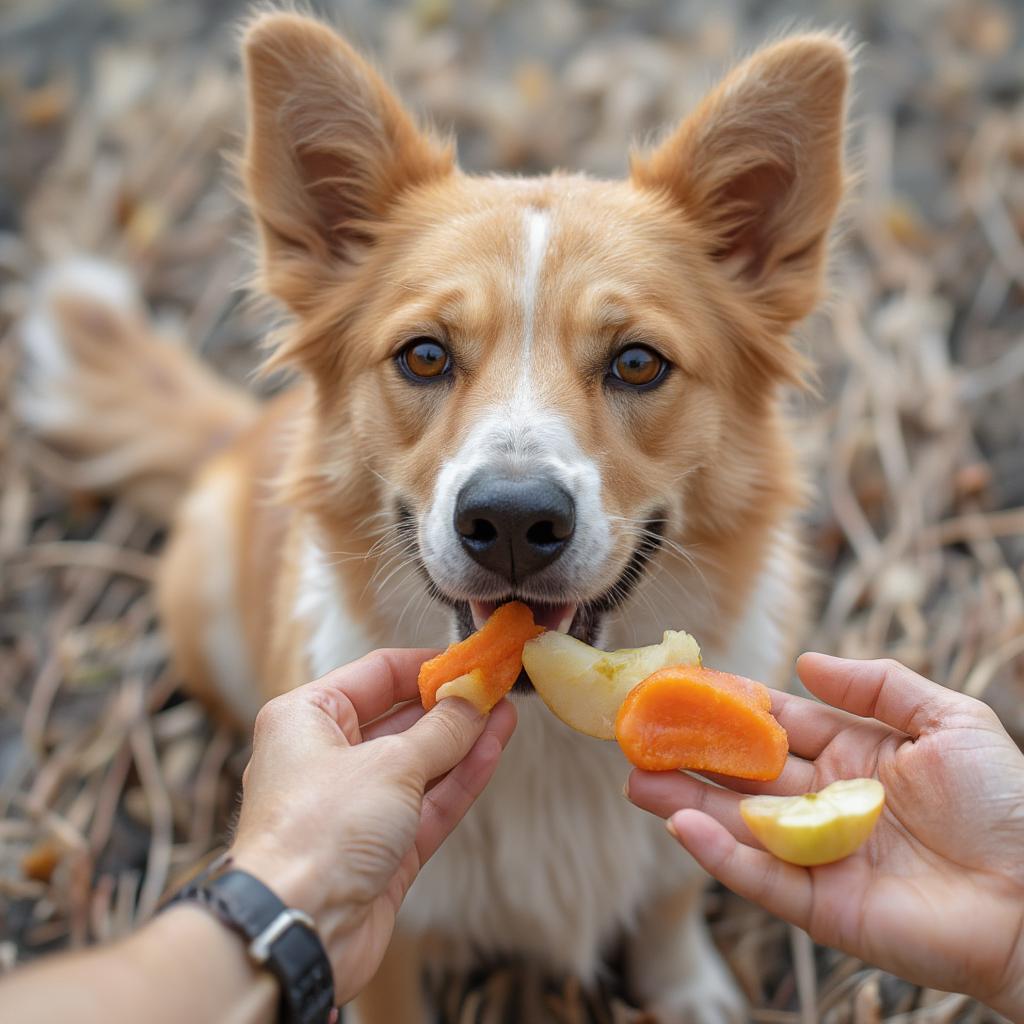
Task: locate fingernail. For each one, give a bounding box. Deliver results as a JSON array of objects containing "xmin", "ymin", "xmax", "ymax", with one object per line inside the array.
[
  {"xmin": 801, "ymin": 651, "xmax": 840, "ymax": 666},
  {"xmin": 666, "ymin": 816, "xmax": 679, "ymax": 838},
  {"xmin": 478, "ymin": 732, "xmax": 503, "ymax": 760},
  {"xmin": 622, "ymin": 778, "xmax": 631, "ymax": 800},
  {"xmin": 438, "ymin": 695, "xmax": 485, "ymax": 721}
]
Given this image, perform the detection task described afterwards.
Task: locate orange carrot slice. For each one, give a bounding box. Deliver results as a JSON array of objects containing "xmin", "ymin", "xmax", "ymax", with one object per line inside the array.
[
  {"xmin": 418, "ymin": 602, "xmax": 543, "ymax": 712},
  {"xmin": 614, "ymin": 665, "xmax": 788, "ymax": 779}
]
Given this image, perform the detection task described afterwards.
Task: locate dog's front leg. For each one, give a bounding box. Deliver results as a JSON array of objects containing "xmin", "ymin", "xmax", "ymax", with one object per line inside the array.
[
  {"xmin": 346, "ymin": 929, "xmax": 429, "ymax": 1024},
  {"xmin": 626, "ymin": 873, "xmax": 745, "ymax": 1024}
]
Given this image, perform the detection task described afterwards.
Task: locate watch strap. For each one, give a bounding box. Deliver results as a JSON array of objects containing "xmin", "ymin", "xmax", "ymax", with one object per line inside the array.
[{"xmin": 168, "ymin": 867, "xmax": 335, "ymax": 1024}]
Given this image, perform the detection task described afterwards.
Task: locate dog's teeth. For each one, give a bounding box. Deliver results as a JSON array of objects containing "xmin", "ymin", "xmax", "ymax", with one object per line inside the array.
[
  {"xmin": 469, "ymin": 600, "xmax": 495, "ymax": 630},
  {"xmin": 555, "ymin": 607, "xmax": 576, "ymax": 633}
]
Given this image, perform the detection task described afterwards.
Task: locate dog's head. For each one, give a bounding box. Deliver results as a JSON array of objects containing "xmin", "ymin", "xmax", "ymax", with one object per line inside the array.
[{"xmin": 242, "ymin": 15, "xmax": 849, "ymax": 649}]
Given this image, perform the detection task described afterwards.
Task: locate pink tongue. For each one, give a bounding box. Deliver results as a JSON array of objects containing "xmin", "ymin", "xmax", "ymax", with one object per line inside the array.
[{"xmin": 469, "ymin": 600, "xmax": 576, "ymax": 633}]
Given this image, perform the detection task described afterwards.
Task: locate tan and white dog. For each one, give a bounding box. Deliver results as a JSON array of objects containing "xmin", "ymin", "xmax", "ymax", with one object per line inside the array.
[{"xmin": 19, "ymin": 13, "xmax": 849, "ymax": 1022}]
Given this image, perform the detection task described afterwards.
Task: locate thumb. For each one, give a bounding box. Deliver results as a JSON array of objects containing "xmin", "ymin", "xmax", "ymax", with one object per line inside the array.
[{"xmin": 400, "ymin": 697, "xmax": 487, "ymax": 782}]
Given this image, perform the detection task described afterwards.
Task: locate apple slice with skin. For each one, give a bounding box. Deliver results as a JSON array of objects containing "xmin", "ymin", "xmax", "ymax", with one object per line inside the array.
[
  {"xmin": 436, "ymin": 670, "xmax": 489, "ymax": 713},
  {"xmin": 521, "ymin": 629, "xmax": 701, "ymax": 739},
  {"xmin": 740, "ymin": 778, "xmax": 886, "ymax": 867}
]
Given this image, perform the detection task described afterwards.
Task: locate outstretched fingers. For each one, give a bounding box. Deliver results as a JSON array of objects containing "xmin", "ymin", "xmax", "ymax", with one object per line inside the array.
[
  {"xmin": 627, "ymin": 770, "xmax": 761, "ymax": 845},
  {"xmin": 666, "ymin": 810, "xmax": 814, "ymax": 931},
  {"xmin": 767, "ymin": 688, "xmax": 891, "ymax": 761},
  {"xmin": 797, "ymin": 654, "xmax": 965, "ymax": 737},
  {"xmin": 699, "ymin": 752, "xmax": 817, "ymax": 797}
]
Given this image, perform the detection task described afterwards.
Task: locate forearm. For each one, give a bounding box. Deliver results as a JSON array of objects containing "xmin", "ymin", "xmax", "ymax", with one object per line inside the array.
[{"xmin": 0, "ymin": 906, "xmax": 277, "ymax": 1024}]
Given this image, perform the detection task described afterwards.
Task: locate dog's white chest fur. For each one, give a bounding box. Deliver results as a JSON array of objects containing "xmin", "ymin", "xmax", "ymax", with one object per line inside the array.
[{"xmin": 400, "ymin": 699, "xmax": 697, "ymax": 979}]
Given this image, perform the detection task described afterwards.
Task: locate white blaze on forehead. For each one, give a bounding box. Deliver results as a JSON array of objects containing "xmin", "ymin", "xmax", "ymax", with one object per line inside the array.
[{"xmin": 516, "ymin": 209, "xmax": 551, "ymax": 405}]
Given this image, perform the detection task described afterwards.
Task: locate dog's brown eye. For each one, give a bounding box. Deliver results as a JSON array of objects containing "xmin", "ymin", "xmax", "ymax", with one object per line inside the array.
[
  {"xmin": 399, "ymin": 338, "xmax": 450, "ymax": 381},
  {"xmin": 610, "ymin": 346, "xmax": 665, "ymax": 388}
]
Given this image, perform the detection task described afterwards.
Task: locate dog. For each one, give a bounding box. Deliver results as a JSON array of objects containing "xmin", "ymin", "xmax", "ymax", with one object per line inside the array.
[{"xmin": 18, "ymin": 12, "xmax": 849, "ymax": 1021}]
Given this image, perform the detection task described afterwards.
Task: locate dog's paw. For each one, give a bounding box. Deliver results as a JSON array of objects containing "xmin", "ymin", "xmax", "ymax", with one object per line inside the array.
[
  {"xmin": 648, "ymin": 978, "xmax": 747, "ymax": 1024},
  {"xmin": 647, "ymin": 964, "xmax": 747, "ymax": 1024}
]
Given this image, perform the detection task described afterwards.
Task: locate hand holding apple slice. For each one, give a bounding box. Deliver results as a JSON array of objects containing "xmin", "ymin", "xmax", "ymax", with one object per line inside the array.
[
  {"xmin": 740, "ymin": 778, "xmax": 886, "ymax": 866},
  {"xmin": 521, "ymin": 629, "xmax": 702, "ymax": 739}
]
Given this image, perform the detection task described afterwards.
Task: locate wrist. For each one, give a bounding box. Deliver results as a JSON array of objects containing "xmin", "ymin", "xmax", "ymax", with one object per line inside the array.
[
  {"xmin": 167, "ymin": 862, "xmax": 338, "ymax": 1023},
  {"xmin": 984, "ymin": 909, "xmax": 1024, "ymax": 1022},
  {"xmin": 229, "ymin": 843, "xmax": 372, "ymax": 1006},
  {"xmin": 994, "ymin": 950, "xmax": 1024, "ymax": 1021},
  {"xmin": 230, "ymin": 844, "xmax": 326, "ymax": 925}
]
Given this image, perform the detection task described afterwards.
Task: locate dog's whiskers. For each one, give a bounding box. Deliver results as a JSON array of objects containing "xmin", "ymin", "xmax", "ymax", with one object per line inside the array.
[
  {"xmin": 372, "ymin": 555, "xmax": 421, "ymax": 600},
  {"xmin": 324, "ymin": 535, "xmax": 409, "ymax": 567},
  {"xmin": 395, "ymin": 583, "xmax": 431, "ymax": 639},
  {"xmin": 608, "ymin": 516, "xmax": 715, "ymax": 603},
  {"xmin": 412, "ymin": 589, "xmax": 439, "ymax": 643}
]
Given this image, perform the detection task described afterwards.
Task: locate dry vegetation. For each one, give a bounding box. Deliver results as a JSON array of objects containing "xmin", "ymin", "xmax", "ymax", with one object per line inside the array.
[{"xmin": 1, "ymin": 0, "xmax": 1023, "ymax": 1021}]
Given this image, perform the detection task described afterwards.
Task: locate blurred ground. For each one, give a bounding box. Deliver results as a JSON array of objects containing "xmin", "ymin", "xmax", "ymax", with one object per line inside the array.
[{"xmin": 1, "ymin": 0, "xmax": 1023, "ymax": 1021}]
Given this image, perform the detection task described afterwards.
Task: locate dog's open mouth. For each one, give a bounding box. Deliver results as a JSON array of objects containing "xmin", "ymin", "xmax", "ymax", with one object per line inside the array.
[
  {"xmin": 444, "ymin": 516, "xmax": 667, "ymax": 692},
  {"xmin": 402, "ymin": 502, "xmax": 667, "ymax": 691},
  {"xmin": 469, "ymin": 600, "xmax": 576, "ymax": 633},
  {"xmin": 457, "ymin": 597, "xmax": 596, "ymax": 644}
]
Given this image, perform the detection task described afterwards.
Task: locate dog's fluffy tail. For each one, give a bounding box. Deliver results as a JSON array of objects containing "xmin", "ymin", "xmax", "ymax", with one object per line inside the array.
[{"xmin": 17, "ymin": 259, "xmax": 258, "ymax": 523}]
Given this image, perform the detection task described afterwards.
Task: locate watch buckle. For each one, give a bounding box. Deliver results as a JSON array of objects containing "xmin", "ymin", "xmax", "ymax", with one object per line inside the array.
[{"xmin": 248, "ymin": 907, "xmax": 317, "ymax": 965}]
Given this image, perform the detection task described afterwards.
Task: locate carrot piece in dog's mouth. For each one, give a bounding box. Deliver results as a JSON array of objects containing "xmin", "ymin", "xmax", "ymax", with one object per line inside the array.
[
  {"xmin": 614, "ymin": 664, "xmax": 788, "ymax": 780},
  {"xmin": 470, "ymin": 599, "xmax": 576, "ymax": 633},
  {"xmin": 418, "ymin": 601, "xmax": 544, "ymax": 712}
]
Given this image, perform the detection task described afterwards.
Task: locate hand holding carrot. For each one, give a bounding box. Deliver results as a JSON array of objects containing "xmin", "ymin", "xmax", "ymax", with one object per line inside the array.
[{"xmin": 232, "ymin": 651, "xmax": 517, "ymax": 1003}]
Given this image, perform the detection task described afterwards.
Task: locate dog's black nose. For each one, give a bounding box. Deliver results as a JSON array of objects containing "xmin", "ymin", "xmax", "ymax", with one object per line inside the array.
[{"xmin": 454, "ymin": 472, "xmax": 575, "ymax": 581}]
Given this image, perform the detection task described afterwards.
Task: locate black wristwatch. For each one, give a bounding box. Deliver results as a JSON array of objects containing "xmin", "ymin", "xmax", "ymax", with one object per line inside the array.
[{"xmin": 164, "ymin": 856, "xmax": 335, "ymax": 1024}]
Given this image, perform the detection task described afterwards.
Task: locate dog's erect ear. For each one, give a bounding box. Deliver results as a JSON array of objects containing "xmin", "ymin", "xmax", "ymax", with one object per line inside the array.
[
  {"xmin": 631, "ymin": 34, "xmax": 850, "ymax": 327},
  {"xmin": 242, "ymin": 13, "xmax": 454, "ymax": 312}
]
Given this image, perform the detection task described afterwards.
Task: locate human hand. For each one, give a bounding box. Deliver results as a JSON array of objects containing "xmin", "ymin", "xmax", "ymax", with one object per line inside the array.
[
  {"xmin": 627, "ymin": 655, "xmax": 1024, "ymax": 1019},
  {"xmin": 229, "ymin": 649, "xmax": 516, "ymax": 1004}
]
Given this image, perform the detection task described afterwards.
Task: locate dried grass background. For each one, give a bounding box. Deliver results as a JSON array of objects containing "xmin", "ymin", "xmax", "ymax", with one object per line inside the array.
[{"xmin": 1, "ymin": 0, "xmax": 1023, "ymax": 1021}]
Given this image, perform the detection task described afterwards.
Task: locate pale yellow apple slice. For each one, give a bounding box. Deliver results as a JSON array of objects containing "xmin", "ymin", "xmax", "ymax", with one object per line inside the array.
[
  {"xmin": 521, "ymin": 629, "xmax": 701, "ymax": 739},
  {"xmin": 739, "ymin": 778, "xmax": 885, "ymax": 867},
  {"xmin": 435, "ymin": 670, "xmax": 492, "ymax": 713}
]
